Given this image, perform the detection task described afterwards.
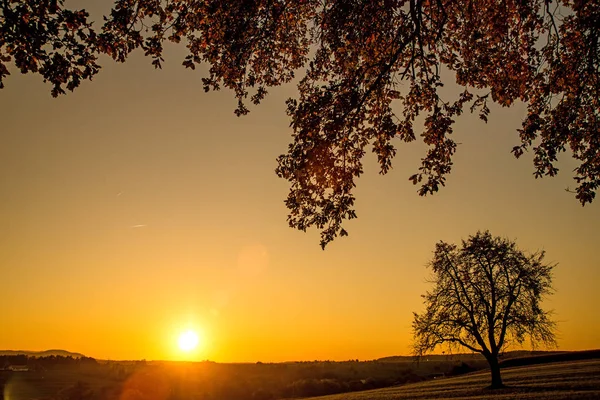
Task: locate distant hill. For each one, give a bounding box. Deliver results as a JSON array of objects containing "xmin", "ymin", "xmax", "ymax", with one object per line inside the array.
[
  {"xmin": 377, "ymin": 353, "xmax": 483, "ymax": 362},
  {"xmin": 0, "ymin": 349, "xmax": 85, "ymax": 358},
  {"xmin": 306, "ymin": 359, "xmax": 600, "ymax": 400},
  {"xmin": 498, "ymin": 349, "xmax": 600, "ymax": 368},
  {"xmin": 377, "ymin": 350, "xmax": 564, "ymax": 363}
]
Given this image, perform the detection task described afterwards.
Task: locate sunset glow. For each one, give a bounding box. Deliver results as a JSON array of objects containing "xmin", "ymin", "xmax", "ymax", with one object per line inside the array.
[{"xmin": 0, "ymin": 3, "xmax": 599, "ymax": 365}]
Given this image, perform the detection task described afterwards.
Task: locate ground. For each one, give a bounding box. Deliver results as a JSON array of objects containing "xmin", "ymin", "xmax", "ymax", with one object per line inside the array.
[{"xmin": 306, "ymin": 359, "xmax": 600, "ymax": 400}]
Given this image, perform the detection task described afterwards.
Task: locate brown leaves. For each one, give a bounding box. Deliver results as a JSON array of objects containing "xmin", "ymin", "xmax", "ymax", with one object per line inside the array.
[
  {"xmin": 275, "ymin": 0, "xmax": 599, "ymax": 246},
  {"xmin": 1, "ymin": 0, "xmax": 598, "ymax": 246},
  {"xmin": 0, "ymin": 0, "xmax": 100, "ymax": 96}
]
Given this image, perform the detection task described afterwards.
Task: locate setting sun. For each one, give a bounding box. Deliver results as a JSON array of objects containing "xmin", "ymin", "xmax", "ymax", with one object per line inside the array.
[{"xmin": 178, "ymin": 330, "xmax": 199, "ymax": 352}]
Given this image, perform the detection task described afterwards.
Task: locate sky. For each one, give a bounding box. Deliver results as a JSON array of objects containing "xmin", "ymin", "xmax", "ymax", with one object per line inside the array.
[{"xmin": 1, "ymin": 10, "xmax": 599, "ymax": 363}]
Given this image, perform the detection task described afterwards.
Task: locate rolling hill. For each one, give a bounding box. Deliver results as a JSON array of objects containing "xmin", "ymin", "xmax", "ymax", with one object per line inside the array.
[
  {"xmin": 0, "ymin": 349, "xmax": 85, "ymax": 358},
  {"xmin": 305, "ymin": 359, "xmax": 600, "ymax": 399}
]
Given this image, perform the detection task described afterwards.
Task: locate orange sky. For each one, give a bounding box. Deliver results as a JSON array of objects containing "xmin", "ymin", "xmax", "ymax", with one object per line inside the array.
[{"xmin": 1, "ymin": 14, "xmax": 599, "ymax": 362}]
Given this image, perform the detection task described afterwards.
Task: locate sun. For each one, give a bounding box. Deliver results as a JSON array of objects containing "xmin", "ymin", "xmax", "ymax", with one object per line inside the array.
[{"xmin": 178, "ymin": 330, "xmax": 199, "ymax": 352}]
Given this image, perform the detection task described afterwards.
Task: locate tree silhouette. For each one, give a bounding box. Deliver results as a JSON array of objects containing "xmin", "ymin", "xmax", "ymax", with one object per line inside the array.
[
  {"xmin": 1, "ymin": 1, "xmax": 599, "ymax": 247},
  {"xmin": 412, "ymin": 231, "xmax": 556, "ymax": 388}
]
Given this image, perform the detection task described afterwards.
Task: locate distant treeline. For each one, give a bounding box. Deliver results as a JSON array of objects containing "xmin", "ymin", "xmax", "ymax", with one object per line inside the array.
[
  {"xmin": 1, "ymin": 357, "xmax": 486, "ymax": 400},
  {"xmin": 1, "ymin": 354, "xmax": 98, "ymax": 369},
  {"xmin": 4, "ymin": 351, "xmax": 595, "ymax": 400}
]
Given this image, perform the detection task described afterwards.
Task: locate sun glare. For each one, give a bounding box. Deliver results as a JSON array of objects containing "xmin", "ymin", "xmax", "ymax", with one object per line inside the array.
[{"xmin": 178, "ymin": 330, "xmax": 199, "ymax": 352}]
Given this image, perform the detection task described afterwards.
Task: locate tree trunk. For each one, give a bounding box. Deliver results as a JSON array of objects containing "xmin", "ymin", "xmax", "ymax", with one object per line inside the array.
[{"xmin": 487, "ymin": 355, "xmax": 504, "ymax": 389}]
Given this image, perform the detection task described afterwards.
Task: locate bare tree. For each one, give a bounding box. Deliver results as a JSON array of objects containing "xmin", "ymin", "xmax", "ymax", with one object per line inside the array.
[{"xmin": 412, "ymin": 231, "xmax": 556, "ymax": 388}]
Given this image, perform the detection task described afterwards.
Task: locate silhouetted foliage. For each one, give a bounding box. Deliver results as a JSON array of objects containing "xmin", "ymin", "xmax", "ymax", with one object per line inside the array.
[
  {"xmin": 0, "ymin": 355, "xmax": 27, "ymax": 366},
  {"xmin": 1, "ymin": 1, "xmax": 599, "ymax": 247},
  {"xmin": 0, "ymin": 357, "xmax": 488, "ymax": 400},
  {"xmin": 448, "ymin": 361, "xmax": 477, "ymax": 376},
  {"xmin": 412, "ymin": 231, "xmax": 557, "ymax": 388},
  {"xmin": 0, "ymin": 0, "xmax": 99, "ymax": 96},
  {"xmin": 10, "ymin": 353, "xmax": 597, "ymax": 399},
  {"xmin": 56, "ymin": 381, "xmax": 94, "ymax": 400}
]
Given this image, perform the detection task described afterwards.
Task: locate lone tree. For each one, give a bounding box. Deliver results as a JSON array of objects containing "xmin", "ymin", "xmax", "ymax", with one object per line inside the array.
[
  {"xmin": 1, "ymin": 1, "xmax": 599, "ymax": 247},
  {"xmin": 412, "ymin": 231, "xmax": 556, "ymax": 388}
]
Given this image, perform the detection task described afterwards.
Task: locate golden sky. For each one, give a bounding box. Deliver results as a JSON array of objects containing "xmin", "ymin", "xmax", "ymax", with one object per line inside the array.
[{"xmin": 1, "ymin": 16, "xmax": 599, "ymax": 362}]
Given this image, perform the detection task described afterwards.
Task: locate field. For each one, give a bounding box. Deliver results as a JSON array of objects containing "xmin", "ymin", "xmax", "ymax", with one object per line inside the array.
[
  {"xmin": 2, "ymin": 354, "xmax": 599, "ymax": 400},
  {"xmin": 0, "ymin": 355, "xmax": 486, "ymax": 400},
  {"xmin": 307, "ymin": 359, "xmax": 600, "ymax": 400}
]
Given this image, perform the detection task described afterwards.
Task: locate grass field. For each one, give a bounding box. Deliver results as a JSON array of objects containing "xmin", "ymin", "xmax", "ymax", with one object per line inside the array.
[
  {"xmin": 2, "ymin": 356, "xmax": 598, "ymax": 399},
  {"xmin": 305, "ymin": 359, "xmax": 600, "ymax": 400},
  {"xmin": 2, "ymin": 365, "xmax": 120, "ymax": 400}
]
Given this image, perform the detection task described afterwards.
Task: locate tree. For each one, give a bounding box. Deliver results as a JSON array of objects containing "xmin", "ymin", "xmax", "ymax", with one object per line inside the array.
[
  {"xmin": 1, "ymin": 1, "xmax": 599, "ymax": 247},
  {"xmin": 412, "ymin": 231, "xmax": 556, "ymax": 388}
]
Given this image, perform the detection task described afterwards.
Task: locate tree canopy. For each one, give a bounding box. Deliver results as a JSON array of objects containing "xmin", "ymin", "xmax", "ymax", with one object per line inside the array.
[
  {"xmin": 412, "ymin": 231, "xmax": 556, "ymax": 388},
  {"xmin": 1, "ymin": 0, "xmax": 599, "ymax": 247}
]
